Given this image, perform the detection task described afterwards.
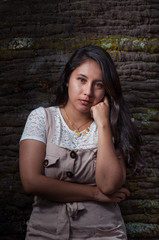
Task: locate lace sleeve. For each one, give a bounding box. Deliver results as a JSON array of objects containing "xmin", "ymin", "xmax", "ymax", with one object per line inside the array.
[{"xmin": 20, "ymin": 107, "xmax": 46, "ymax": 144}]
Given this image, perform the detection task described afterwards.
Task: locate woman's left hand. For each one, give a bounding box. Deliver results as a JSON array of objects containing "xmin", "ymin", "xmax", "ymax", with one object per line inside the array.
[
  {"xmin": 106, "ymin": 187, "xmax": 130, "ymax": 203},
  {"xmin": 94, "ymin": 187, "xmax": 130, "ymax": 203},
  {"xmin": 90, "ymin": 97, "xmax": 110, "ymax": 127}
]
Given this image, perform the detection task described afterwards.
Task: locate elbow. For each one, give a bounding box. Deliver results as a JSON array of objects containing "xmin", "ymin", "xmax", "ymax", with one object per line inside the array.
[
  {"xmin": 22, "ymin": 181, "xmax": 35, "ymax": 195},
  {"xmin": 97, "ymin": 176, "xmax": 126, "ymax": 195},
  {"xmin": 21, "ymin": 175, "xmax": 38, "ymax": 195},
  {"xmin": 98, "ymin": 184, "xmax": 118, "ymax": 195},
  {"xmin": 21, "ymin": 174, "xmax": 44, "ymax": 195}
]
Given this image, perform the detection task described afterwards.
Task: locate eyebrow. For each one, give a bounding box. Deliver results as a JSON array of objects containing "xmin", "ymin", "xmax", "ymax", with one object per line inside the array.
[
  {"xmin": 78, "ymin": 74, "xmax": 88, "ymax": 78},
  {"xmin": 77, "ymin": 74, "xmax": 103, "ymax": 82}
]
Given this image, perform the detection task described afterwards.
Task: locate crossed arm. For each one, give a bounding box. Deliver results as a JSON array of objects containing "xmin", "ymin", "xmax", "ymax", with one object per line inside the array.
[{"xmin": 19, "ymin": 138, "xmax": 129, "ymax": 203}]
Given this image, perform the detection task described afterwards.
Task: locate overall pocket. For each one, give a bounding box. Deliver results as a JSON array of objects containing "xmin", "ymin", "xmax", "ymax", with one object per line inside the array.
[{"xmin": 43, "ymin": 154, "xmax": 61, "ymax": 179}]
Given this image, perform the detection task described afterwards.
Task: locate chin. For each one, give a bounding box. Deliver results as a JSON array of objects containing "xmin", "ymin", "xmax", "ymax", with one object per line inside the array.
[{"xmin": 78, "ymin": 107, "xmax": 91, "ymax": 113}]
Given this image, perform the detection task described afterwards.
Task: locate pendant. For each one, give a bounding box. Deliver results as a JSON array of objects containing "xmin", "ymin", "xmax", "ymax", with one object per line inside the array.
[
  {"xmin": 74, "ymin": 130, "xmax": 81, "ymax": 137},
  {"xmin": 77, "ymin": 132, "xmax": 81, "ymax": 137},
  {"xmin": 74, "ymin": 126, "xmax": 90, "ymax": 137}
]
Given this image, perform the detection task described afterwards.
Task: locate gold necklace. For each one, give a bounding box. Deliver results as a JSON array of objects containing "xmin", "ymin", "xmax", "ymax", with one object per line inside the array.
[{"xmin": 64, "ymin": 108, "xmax": 92, "ymax": 137}]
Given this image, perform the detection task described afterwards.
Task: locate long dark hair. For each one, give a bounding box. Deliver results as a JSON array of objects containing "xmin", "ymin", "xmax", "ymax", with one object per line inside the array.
[{"xmin": 55, "ymin": 45, "xmax": 144, "ymax": 174}]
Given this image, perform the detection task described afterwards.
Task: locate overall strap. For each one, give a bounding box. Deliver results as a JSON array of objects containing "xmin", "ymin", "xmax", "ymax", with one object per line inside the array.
[{"xmin": 43, "ymin": 107, "xmax": 54, "ymax": 143}]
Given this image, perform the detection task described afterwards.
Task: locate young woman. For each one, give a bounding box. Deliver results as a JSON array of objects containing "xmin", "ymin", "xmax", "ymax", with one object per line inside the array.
[{"xmin": 19, "ymin": 46, "xmax": 143, "ymax": 239}]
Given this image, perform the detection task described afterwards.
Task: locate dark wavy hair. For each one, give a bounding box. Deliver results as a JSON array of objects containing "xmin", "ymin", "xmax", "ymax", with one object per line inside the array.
[{"xmin": 55, "ymin": 45, "xmax": 144, "ymax": 174}]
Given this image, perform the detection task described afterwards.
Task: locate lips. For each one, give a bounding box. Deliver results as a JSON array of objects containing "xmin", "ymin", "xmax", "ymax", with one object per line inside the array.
[{"xmin": 79, "ymin": 99, "xmax": 91, "ymax": 105}]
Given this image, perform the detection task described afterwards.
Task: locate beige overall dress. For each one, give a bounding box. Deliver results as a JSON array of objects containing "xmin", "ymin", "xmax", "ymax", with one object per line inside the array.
[{"xmin": 25, "ymin": 107, "xmax": 127, "ymax": 240}]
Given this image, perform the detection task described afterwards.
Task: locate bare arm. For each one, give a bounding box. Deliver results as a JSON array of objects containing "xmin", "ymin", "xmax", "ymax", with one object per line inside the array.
[
  {"xmin": 91, "ymin": 98, "xmax": 126, "ymax": 195},
  {"xmin": 19, "ymin": 139, "xmax": 94, "ymax": 202},
  {"xmin": 19, "ymin": 139, "xmax": 129, "ymax": 202}
]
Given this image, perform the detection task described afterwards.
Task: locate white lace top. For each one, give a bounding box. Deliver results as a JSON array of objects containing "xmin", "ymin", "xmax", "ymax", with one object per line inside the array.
[{"xmin": 20, "ymin": 106, "xmax": 98, "ymax": 150}]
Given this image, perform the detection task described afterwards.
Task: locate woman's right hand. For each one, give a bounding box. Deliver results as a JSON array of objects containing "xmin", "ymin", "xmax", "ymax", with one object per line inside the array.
[{"xmin": 93, "ymin": 187, "xmax": 130, "ymax": 203}]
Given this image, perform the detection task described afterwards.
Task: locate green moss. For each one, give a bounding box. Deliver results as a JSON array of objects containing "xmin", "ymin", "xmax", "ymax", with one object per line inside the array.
[
  {"xmin": 93, "ymin": 37, "xmax": 159, "ymax": 53},
  {"xmin": 1, "ymin": 36, "xmax": 159, "ymax": 58},
  {"xmin": 7, "ymin": 37, "xmax": 33, "ymax": 50},
  {"xmin": 52, "ymin": 40, "xmax": 65, "ymax": 50},
  {"xmin": 151, "ymin": 45, "xmax": 159, "ymax": 53},
  {"xmin": 71, "ymin": 42, "xmax": 84, "ymax": 49},
  {"xmin": 133, "ymin": 108, "xmax": 159, "ymax": 127},
  {"xmin": 124, "ymin": 214, "xmax": 159, "ymax": 224},
  {"xmin": 0, "ymin": 37, "xmax": 34, "ymax": 58},
  {"xmin": 138, "ymin": 199, "xmax": 159, "ymax": 211},
  {"xmin": 126, "ymin": 222, "xmax": 159, "ymax": 237},
  {"xmin": 34, "ymin": 42, "xmax": 40, "ymax": 49},
  {"xmin": 57, "ymin": 36, "xmax": 155, "ymax": 53},
  {"xmin": 127, "ymin": 182, "xmax": 140, "ymax": 191}
]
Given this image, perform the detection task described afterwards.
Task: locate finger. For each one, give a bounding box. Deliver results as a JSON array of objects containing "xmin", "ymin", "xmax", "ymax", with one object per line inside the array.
[
  {"xmin": 111, "ymin": 197, "xmax": 121, "ymax": 203},
  {"xmin": 115, "ymin": 192, "xmax": 126, "ymax": 200},
  {"xmin": 103, "ymin": 96, "xmax": 108, "ymax": 104},
  {"xmin": 119, "ymin": 188, "xmax": 130, "ymax": 197},
  {"xmin": 112, "ymin": 196, "xmax": 125, "ymax": 203},
  {"xmin": 119, "ymin": 193, "xmax": 126, "ymax": 200},
  {"xmin": 103, "ymin": 97, "xmax": 110, "ymax": 108}
]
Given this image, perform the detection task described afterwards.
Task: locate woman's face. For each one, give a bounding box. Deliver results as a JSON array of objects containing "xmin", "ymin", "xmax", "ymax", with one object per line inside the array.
[{"xmin": 66, "ymin": 59, "xmax": 105, "ymax": 114}]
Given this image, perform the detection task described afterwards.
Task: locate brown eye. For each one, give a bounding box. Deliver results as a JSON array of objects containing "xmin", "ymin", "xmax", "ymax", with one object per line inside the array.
[
  {"xmin": 95, "ymin": 82, "xmax": 104, "ymax": 89},
  {"xmin": 78, "ymin": 78, "xmax": 86, "ymax": 83}
]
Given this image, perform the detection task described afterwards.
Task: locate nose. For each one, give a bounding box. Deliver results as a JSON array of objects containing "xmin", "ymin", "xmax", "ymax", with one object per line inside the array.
[{"xmin": 84, "ymin": 83, "xmax": 93, "ymax": 97}]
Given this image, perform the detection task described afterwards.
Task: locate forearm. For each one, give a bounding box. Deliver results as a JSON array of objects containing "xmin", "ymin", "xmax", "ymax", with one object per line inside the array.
[
  {"xmin": 96, "ymin": 123, "xmax": 125, "ymax": 194},
  {"xmin": 23, "ymin": 174, "xmax": 129, "ymax": 203},
  {"xmin": 20, "ymin": 139, "xmax": 126, "ymax": 203},
  {"xmin": 23, "ymin": 174, "xmax": 96, "ymax": 202},
  {"xmin": 20, "ymin": 140, "xmax": 100, "ymax": 203}
]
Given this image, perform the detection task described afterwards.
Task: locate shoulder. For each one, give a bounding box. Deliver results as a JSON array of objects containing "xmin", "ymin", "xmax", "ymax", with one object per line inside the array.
[
  {"xmin": 43, "ymin": 106, "xmax": 59, "ymax": 115},
  {"xmin": 28, "ymin": 106, "xmax": 58, "ymax": 119},
  {"xmin": 29, "ymin": 106, "xmax": 45, "ymax": 118},
  {"xmin": 20, "ymin": 107, "xmax": 57, "ymax": 143},
  {"xmin": 26, "ymin": 107, "xmax": 45, "ymax": 123}
]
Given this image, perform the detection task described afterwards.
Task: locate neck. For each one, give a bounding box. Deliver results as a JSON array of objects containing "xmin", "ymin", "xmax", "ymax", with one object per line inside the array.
[{"xmin": 63, "ymin": 103, "xmax": 92, "ymax": 125}]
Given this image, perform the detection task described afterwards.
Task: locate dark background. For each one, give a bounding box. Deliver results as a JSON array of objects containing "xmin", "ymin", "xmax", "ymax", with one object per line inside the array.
[{"xmin": 0, "ymin": 0, "xmax": 159, "ymax": 239}]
